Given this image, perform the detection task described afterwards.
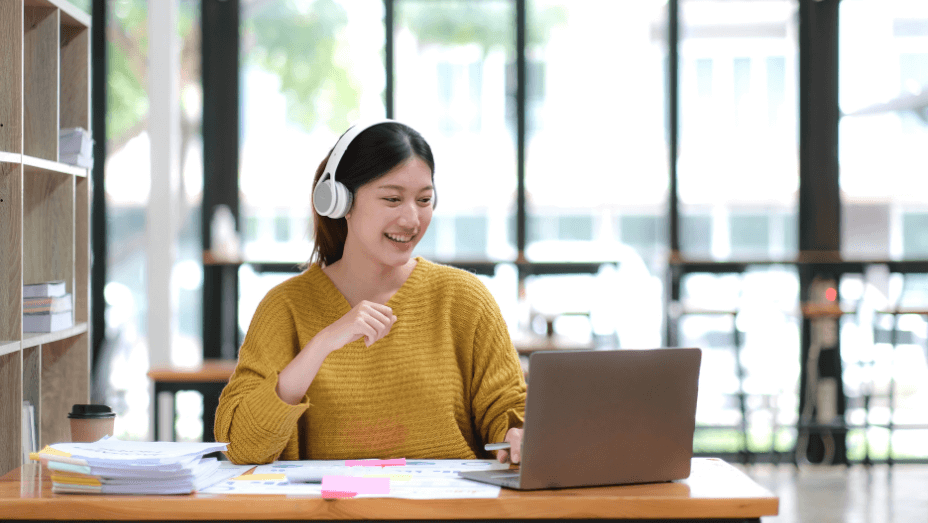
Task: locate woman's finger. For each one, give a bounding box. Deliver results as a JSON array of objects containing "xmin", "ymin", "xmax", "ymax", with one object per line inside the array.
[
  {"xmin": 369, "ymin": 314, "xmax": 392, "ymax": 342},
  {"xmin": 364, "ymin": 306, "xmax": 393, "ymax": 327},
  {"xmin": 359, "ymin": 322, "xmax": 379, "ymax": 347},
  {"xmin": 366, "ymin": 301, "xmax": 394, "ymax": 317}
]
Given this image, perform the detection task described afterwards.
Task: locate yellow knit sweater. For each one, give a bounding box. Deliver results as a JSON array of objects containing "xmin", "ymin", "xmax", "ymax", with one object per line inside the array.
[{"xmin": 214, "ymin": 257, "xmax": 526, "ymax": 464}]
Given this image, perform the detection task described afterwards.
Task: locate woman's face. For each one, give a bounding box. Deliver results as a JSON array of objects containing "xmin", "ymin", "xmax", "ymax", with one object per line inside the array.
[{"xmin": 344, "ymin": 156, "xmax": 434, "ymax": 269}]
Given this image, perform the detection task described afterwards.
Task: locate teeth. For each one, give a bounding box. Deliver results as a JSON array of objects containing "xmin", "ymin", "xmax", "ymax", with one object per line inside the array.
[{"xmin": 385, "ymin": 233, "xmax": 413, "ymax": 243}]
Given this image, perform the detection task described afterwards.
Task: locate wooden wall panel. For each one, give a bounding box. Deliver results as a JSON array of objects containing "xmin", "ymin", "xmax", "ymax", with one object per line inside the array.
[
  {"xmin": 0, "ymin": 352, "xmax": 23, "ymax": 475},
  {"xmin": 0, "ymin": 162, "xmax": 23, "ymax": 342},
  {"xmin": 0, "ymin": 0, "xmax": 23, "ymax": 154},
  {"xmin": 23, "ymin": 168, "xmax": 72, "ymax": 291},
  {"xmin": 59, "ymin": 25, "xmax": 88, "ymax": 131},
  {"xmin": 41, "ymin": 332, "xmax": 89, "ymax": 446},
  {"xmin": 22, "ymin": 6, "xmax": 57, "ymax": 161},
  {"xmin": 74, "ymin": 173, "xmax": 88, "ymax": 323},
  {"xmin": 23, "ymin": 345, "xmax": 41, "ymax": 445}
]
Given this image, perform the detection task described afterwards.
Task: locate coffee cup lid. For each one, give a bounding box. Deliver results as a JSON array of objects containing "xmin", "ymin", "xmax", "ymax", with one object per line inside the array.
[{"xmin": 68, "ymin": 404, "xmax": 116, "ymax": 419}]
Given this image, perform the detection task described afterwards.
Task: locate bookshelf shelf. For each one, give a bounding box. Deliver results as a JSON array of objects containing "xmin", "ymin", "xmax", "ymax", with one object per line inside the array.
[
  {"xmin": 22, "ymin": 322, "xmax": 88, "ymax": 349},
  {"xmin": 23, "ymin": 154, "xmax": 89, "ymax": 177},
  {"xmin": 0, "ymin": 341, "xmax": 21, "ymax": 358},
  {"xmin": 0, "ymin": 0, "xmax": 90, "ymax": 477}
]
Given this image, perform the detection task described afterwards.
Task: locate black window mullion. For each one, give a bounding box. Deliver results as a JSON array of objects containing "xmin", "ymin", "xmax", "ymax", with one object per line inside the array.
[
  {"xmin": 665, "ymin": 0, "xmax": 680, "ymax": 348},
  {"xmin": 201, "ymin": 0, "xmax": 241, "ymax": 361},
  {"xmin": 516, "ymin": 0, "xmax": 527, "ymax": 281},
  {"xmin": 90, "ymin": 0, "xmax": 108, "ymax": 396},
  {"xmin": 668, "ymin": 0, "xmax": 680, "ymax": 256},
  {"xmin": 385, "ymin": 0, "xmax": 394, "ymax": 118},
  {"xmin": 797, "ymin": 0, "xmax": 845, "ymax": 465}
]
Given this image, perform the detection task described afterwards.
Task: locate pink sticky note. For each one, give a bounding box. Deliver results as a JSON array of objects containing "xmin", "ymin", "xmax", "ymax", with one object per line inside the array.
[
  {"xmin": 321, "ymin": 475, "xmax": 390, "ymax": 499},
  {"xmin": 345, "ymin": 458, "xmax": 406, "ymax": 467}
]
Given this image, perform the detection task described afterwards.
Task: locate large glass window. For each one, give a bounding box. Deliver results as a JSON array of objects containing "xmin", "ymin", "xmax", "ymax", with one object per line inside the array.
[
  {"xmin": 523, "ymin": 0, "xmax": 668, "ymax": 262},
  {"xmin": 678, "ymin": 0, "xmax": 799, "ymax": 262},
  {"xmin": 839, "ymin": 0, "xmax": 928, "ymax": 260},
  {"xmin": 679, "ymin": 266, "xmax": 800, "ymax": 456},
  {"xmin": 394, "ymin": 0, "xmax": 517, "ymax": 262},
  {"xmin": 518, "ymin": 1, "xmax": 669, "ymax": 348},
  {"xmin": 237, "ymin": 0, "xmax": 386, "ymax": 335},
  {"xmin": 676, "ymin": 0, "xmax": 801, "ymax": 457},
  {"xmin": 99, "ymin": 0, "xmax": 203, "ymax": 441},
  {"xmin": 839, "ymin": 0, "xmax": 928, "ymax": 461},
  {"xmin": 101, "ymin": 0, "xmax": 151, "ymax": 441}
]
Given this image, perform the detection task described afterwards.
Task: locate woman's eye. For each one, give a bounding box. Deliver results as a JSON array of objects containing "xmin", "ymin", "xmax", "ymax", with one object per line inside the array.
[{"xmin": 384, "ymin": 198, "xmax": 400, "ymax": 203}]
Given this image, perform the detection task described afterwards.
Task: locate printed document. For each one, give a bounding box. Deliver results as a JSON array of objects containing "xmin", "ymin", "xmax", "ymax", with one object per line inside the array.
[{"xmin": 199, "ymin": 459, "xmax": 508, "ymax": 498}]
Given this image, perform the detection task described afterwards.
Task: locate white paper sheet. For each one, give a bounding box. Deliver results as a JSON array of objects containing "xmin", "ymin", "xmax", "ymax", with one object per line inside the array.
[
  {"xmin": 254, "ymin": 459, "xmax": 509, "ymax": 477},
  {"xmin": 47, "ymin": 437, "xmax": 228, "ymax": 465},
  {"xmin": 198, "ymin": 459, "xmax": 506, "ymax": 498}
]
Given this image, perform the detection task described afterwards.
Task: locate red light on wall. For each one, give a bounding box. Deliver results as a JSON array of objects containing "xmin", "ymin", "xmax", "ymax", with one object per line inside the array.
[{"xmin": 825, "ymin": 287, "xmax": 837, "ymax": 302}]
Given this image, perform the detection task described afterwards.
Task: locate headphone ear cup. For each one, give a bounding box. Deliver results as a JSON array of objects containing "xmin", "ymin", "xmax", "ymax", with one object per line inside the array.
[
  {"xmin": 313, "ymin": 177, "xmax": 336, "ymax": 217},
  {"xmin": 329, "ymin": 180, "xmax": 353, "ymax": 219},
  {"xmin": 432, "ymin": 186, "xmax": 437, "ymax": 209}
]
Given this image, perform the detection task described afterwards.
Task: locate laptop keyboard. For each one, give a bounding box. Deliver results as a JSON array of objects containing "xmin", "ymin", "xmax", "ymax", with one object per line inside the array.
[
  {"xmin": 459, "ymin": 470, "xmax": 522, "ymax": 489},
  {"xmin": 490, "ymin": 472, "xmax": 520, "ymax": 489}
]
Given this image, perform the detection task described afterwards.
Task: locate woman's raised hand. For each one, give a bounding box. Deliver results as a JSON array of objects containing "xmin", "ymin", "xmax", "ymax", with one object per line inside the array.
[
  {"xmin": 318, "ymin": 300, "xmax": 398, "ymax": 353},
  {"xmin": 278, "ymin": 300, "xmax": 396, "ymax": 405}
]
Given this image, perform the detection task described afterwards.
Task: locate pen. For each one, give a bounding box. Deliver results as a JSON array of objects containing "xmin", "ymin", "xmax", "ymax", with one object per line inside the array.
[{"xmin": 484, "ymin": 442, "xmax": 511, "ymax": 451}]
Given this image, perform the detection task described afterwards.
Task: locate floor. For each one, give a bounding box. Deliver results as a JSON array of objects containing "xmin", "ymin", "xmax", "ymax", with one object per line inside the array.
[{"xmin": 735, "ymin": 463, "xmax": 928, "ymax": 523}]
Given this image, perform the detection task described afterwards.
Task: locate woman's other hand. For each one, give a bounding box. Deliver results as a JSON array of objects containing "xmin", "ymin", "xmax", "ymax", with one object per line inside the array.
[{"xmin": 496, "ymin": 427, "xmax": 524, "ymax": 464}]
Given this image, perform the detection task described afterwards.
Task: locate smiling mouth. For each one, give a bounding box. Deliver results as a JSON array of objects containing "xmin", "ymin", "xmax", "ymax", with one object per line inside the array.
[{"xmin": 385, "ymin": 233, "xmax": 415, "ymax": 243}]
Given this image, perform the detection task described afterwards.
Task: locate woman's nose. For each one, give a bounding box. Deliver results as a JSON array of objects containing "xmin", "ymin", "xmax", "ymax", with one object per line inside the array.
[{"xmin": 397, "ymin": 201, "xmax": 420, "ymax": 227}]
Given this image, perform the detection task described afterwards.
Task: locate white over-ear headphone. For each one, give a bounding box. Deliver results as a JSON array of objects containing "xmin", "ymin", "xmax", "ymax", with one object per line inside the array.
[{"xmin": 313, "ymin": 119, "xmax": 396, "ymax": 219}]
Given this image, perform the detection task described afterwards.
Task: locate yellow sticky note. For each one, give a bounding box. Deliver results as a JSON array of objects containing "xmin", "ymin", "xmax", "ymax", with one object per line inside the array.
[
  {"xmin": 234, "ymin": 473, "xmax": 287, "ymax": 481},
  {"xmin": 30, "ymin": 445, "xmax": 71, "ymax": 461},
  {"xmin": 51, "ymin": 475, "xmax": 102, "ymax": 486}
]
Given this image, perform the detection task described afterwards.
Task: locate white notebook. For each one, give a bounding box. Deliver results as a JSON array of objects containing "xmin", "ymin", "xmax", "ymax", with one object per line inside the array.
[{"xmin": 24, "ymin": 311, "xmax": 73, "ymax": 332}]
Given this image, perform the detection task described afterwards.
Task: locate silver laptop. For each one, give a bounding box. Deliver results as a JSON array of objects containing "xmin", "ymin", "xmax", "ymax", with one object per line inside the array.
[{"xmin": 458, "ymin": 347, "xmax": 702, "ymax": 490}]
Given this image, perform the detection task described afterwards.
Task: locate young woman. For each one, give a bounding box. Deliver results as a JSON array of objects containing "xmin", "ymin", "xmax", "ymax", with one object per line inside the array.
[{"xmin": 215, "ymin": 120, "xmax": 526, "ymax": 465}]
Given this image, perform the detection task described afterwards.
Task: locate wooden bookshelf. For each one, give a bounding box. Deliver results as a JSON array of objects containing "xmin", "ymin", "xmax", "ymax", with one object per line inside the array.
[{"xmin": 0, "ymin": 0, "xmax": 91, "ymax": 476}]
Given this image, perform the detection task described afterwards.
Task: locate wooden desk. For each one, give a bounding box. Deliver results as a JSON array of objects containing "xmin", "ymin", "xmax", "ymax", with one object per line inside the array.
[
  {"xmin": 0, "ymin": 458, "xmax": 777, "ymax": 521},
  {"xmin": 147, "ymin": 360, "xmax": 238, "ymax": 442}
]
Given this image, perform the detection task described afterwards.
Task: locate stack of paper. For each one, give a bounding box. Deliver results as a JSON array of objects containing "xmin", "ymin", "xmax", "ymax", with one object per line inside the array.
[
  {"xmin": 59, "ymin": 127, "xmax": 93, "ymax": 168},
  {"xmin": 23, "ymin": 280, "xmax": 72, "ymax": 332},
  {"xmin": 33, "ymin": 437, "xmax": 239, "ymax": 495}
]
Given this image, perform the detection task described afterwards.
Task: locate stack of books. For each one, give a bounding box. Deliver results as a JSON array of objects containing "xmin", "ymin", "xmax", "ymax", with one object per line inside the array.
[
  {"xmin": 59, "ymin": 127, "xmax": 94, "ymax": 168},
  {"xmin": 32, "ymin": 437, "xmax": 238, "ymax": 495},
  {"xmin": 23, "ymin": 280, "xmax": 73, "ymax": 333}
]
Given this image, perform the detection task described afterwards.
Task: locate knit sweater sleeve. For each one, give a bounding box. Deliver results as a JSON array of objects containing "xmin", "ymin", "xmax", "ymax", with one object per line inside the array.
[
  {"xmin": 465, "ymin": 276, "xmax": 527, "ymax": 448},
  {"xmin": 214, "ymin": 284, "xmax": 309, "ymax": 465}
]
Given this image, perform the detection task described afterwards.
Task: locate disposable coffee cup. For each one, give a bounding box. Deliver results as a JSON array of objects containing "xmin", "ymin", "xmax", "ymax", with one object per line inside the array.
[{"xmin": 68, "ymin": 404, "xmax": 116, "ymax": 442}]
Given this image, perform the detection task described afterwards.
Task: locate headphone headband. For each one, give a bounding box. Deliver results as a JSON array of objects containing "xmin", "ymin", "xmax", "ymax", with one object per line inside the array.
[
  {"xmin": 313, "ymin": 119, "xmax": 396, "ymax": 218},
  {"xmin": 322, "ymin": 118, "xmax": 397, "ymax": 189}
]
